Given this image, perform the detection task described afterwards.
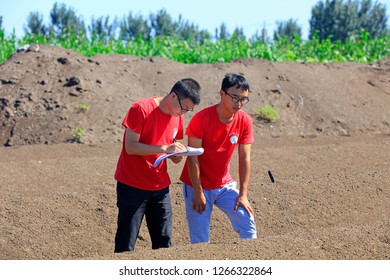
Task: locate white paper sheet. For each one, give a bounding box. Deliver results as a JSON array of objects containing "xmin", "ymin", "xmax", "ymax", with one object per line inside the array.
[{"xmin": 153, "ymin": 147, "xmax": 204, "ymax": 168}]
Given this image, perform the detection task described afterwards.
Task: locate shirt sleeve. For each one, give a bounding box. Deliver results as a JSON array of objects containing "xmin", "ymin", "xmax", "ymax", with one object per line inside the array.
[
  {"xmin": 185, "ymin": 112, "xmax": 205, "ymax": 139},
  {"xmin": 122, "ymin": 103, "xmax": 145, "ymax": 134},
  {"xmin": 239, "ymin": 114, "xmax": 254, "ymax": 144}
]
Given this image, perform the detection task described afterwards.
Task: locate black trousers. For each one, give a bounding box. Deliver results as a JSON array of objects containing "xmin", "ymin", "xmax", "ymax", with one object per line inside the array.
[{"xmin": 114, "ymin": 181, "xmax": 172, "ymax": 252}]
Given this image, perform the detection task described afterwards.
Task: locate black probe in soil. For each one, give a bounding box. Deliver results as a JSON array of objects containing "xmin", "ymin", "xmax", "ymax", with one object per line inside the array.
[{"xmin": 268, "ymin": 170, "xmax": 294, "ymax": 231}]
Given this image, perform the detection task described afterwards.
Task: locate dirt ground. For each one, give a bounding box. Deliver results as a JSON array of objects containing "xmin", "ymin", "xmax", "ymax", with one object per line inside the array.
[{"xmin": 0, "ymin": 44, "xmax": 390, "ymax": 260}]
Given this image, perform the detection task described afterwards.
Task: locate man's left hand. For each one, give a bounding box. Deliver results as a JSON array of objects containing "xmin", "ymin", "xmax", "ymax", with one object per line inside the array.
[
  {"xmin": 169, "ymin": 155, "xmax": 183, "ymax": 164},
  {"xmin": 235, "ymin": 195, "xmax": 254, "ymax": 217}
]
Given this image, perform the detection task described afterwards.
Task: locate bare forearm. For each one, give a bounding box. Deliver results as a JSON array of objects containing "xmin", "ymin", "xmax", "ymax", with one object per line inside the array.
[
  {"xmin": 124, "ymin": 127, "xmax": 186, "ymax": 155},
  {"xmin": 238, "ymin": 156, "xmax": 251, "ymax": 197},
  {"xmin": 188, "ymin": 157, "xmax": 202, "ymax": 191},
  {"xmin": 125, "ymin": 141, "xmax": 168, "ymax": 155}
]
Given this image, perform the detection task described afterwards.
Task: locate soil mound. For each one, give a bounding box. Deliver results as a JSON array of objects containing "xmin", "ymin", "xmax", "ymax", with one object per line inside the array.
[{"xmin": 1, "ymin": 45, "xmax": 389, "ymax": 260}]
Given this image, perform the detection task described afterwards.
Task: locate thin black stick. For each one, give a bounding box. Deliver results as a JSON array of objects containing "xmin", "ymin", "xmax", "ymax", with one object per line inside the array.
[{"xmin": 268, "ymin": 170, "xmax": 294, "ymax": 231}]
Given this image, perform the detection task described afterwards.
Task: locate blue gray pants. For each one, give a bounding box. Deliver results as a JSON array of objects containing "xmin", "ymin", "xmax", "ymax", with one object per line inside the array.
[{"xmin": 183, "ymin": 182, "xmax": 257, "ymax": 244}]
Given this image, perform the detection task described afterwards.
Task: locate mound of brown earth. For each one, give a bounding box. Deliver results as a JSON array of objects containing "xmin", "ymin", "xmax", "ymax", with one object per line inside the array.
[{"xmin": 0, "ymin": 44, "xmax": 389, "ymax": 260}]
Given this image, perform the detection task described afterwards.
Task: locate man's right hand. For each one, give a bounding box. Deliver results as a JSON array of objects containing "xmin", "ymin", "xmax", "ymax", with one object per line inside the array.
[
  {"xmin": 165, "ymin": 141, "xmax": 186, "ymax": 154},
  {"xmin": 192, "ymin": 189, "xmax": 206, "ymax": 214}
]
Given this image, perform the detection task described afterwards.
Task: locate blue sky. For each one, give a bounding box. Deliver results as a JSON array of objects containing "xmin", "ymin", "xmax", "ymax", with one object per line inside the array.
[{"xmin": 2, "ymin": 0, "xmax": 390, "ymax": 40}]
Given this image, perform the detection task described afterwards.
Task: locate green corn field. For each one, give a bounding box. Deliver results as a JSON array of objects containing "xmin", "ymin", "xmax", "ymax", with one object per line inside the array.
[{"xmin": 1, "ymin": 29, "xmax": 389, "ymax": 65}]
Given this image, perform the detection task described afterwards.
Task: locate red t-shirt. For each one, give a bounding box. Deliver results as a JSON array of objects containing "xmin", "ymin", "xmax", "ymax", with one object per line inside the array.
[
  {"xmin": 115, "ymin": 97, "xmax": 183, "ymax": 191},
  {"xmin": 180, "ymin": 105, "xmax": 254, "ymax": 190}
]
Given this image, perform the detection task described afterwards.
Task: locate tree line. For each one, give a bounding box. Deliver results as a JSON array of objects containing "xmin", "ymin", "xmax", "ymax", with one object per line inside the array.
[{"xmin": 0, "ymin": 0, "xmax": 389, "ymax": 43}]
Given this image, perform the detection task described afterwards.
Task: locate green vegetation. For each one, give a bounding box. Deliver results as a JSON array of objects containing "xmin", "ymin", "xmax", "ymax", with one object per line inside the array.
[
  {"xmin": 78, "ymin": 103, "xmax": 90, "ymax": 113},
  {"xmin": 72, "ymin": 125, "xmax": 85, "ymax": 143},
  {"xmin": 16, "ymin": 1, "xmax": 389, "ymax": 44},
  {"xmin": 255, "ymin": 105, "xmax": 280, "ymax": 123},
  {"xmin": 0, "ymin": 30, "xmax": 18, "ymax": 64},
  {"xmin": 309, "ymin": 0, "xmax": 389, "ymax": 42},
  {"xmin": 0, "ymin": 1, "xmax": 389, "ymax": 64},
  {"xmin": 1, "ymin": 30, "xmax": 389, "ymax": 64}
]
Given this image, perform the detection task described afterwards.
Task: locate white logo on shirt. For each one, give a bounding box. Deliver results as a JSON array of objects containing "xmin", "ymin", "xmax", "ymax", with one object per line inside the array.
[{"xmin": 230, "ymin": 135, "xmax": 238, "ymax": 144}]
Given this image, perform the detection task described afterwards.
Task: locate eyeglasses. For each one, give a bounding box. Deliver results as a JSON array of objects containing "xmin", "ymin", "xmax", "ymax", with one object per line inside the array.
[
  {"xmin": 223, "ymin": 90, "xmax": 250, "ymax": 105},
  {"xmin": 175, "ymin": 93, "xmax": 193, "ymax": 112}
]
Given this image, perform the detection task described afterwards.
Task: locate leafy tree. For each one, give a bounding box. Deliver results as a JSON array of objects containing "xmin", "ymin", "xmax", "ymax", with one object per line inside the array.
[
  {"xmin": 358, "ymin": 0, "xmax": 388, "ymax": 37},
  {"xmin": 274, "ymin": 18, "xmax": 302, "ymax": 41},
  {"xmin": 195, "ymin": 29, "xmax": 212, "ymax": 43},
  {"xmin": 176, "ymin": 20, "xmax": 196, "ymax": 40},
  {"xmin": 310, "ymin": 0, "xmax": 341, "ymax": 40},
  {"xmin": 175, "ymin": 15, "xmax": 211, "ymax": 43},
  {"xmin": 231, "ymin": 27, "xmax": 246, "ymax": 41},
  {"xmin": 0, "ymin": 16, "xmax": 3, "ymax": 40},
  {"xmin": 309, "ymin": 0, "xmax": 388, "ymax": 41},
  {"xmin": 120, "ymin": 12, "xmax": 150, "ymax": 41},
  {"xmin": 216, "ymin": 23, "xmax": 230, "ymax": 40},
  {"xmin": 89, "ymin": 16, "xmax": 118, "ymax": 41},
  {"xmin": 150, "ymin": 9, "xmax": 177, "ymax": 36},
  {"xmin": 251, "ymin": 22, "xmax": 270, "ymax": 42},
  {"xmin": 24, "ymin": 11, "xmax": 48, "ymax": 35},
  {"xmin": 49, "ymin": 2, "xmax": 86, "ymax": 36}
]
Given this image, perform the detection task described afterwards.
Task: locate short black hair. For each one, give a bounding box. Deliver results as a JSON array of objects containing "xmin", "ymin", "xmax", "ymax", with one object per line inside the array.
[
  {"xmin": 221, "ymin": 73, "xmax": 250, "ymax": 93},
  {"xmin": 171, "ymin": 78, "xmax": 201, "ymax": 105}
]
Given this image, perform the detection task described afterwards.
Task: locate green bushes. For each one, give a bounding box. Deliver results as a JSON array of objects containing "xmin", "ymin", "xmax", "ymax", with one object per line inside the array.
[{"xmin": 1, "ymin": 30, "xmax": 389, "ymax": 64}]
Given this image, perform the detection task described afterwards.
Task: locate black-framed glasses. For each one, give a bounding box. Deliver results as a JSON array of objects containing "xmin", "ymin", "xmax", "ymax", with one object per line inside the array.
[
  {"xmin": 175, "ymin": 93, "xmax": 193, "ymax": 112},
  {"xmin": 223, "ymin": 90, "xmax": 250, "ymax": 105}
]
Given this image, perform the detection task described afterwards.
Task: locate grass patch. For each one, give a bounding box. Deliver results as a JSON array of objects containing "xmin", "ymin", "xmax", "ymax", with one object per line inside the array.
[{"xmin": 254, "ymin": 105, "xmax": 280, "ymax": 122}]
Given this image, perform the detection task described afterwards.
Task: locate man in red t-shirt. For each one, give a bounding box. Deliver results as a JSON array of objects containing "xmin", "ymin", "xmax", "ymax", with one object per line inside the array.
[
  {"xmin": 114, "ymin": 78, "xmax": 201, "ymax": 252},
  {"xmin": 180, "ymin": 73, "xmax": 257, "ymax": 244}
]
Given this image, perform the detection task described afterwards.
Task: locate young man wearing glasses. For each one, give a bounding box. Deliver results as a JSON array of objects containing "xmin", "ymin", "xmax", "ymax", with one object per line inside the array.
[
  {"xmin": 114, "ymin": 78, "xmax": 201, "ymax": 252},
  {"xmin": 180, "ymin": 73, "xmax": 257, "ymax": 244}
]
